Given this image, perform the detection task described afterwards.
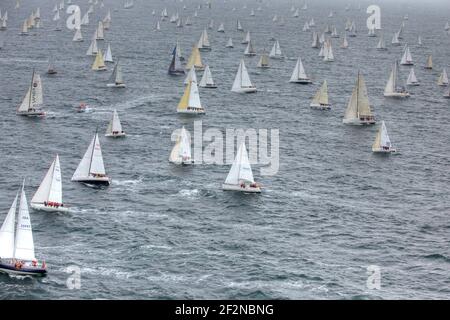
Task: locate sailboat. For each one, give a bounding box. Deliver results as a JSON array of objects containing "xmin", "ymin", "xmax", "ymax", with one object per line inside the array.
[
  {"xmin": 244, "ymin": 40, "xmax": 256, "ymax": 56},
  {"xmin": 289, "ymin": 57, "xmax": 312, "ymax": 84},
  {"xmin": 107, "ymin": 59, "xmax": 125, "ymax": 88},
  {"xmin": 185, "ymin": 45, "xmax": 204, "ymax": 70},
  {"xmin": 47, "ymin": 56, "xmax": 57, "ymax": 75},
  {"xmin": 343, "ymin": 71, "xmax": 376, "ymax": 125},
  {"xmin": 242, "ymin": 31, "xmax": 251, "ymax": 44},
  {"xmin": 400, "ymin": 44, "xmax": 414, "ymax": 65},
  {"xmin": 86, "ymin": 39, "xmax": 98, "ymax": 56},
  {"xmin": 96, "ymin": 21, "xmax": 104, "ymax": 40},
  {"xmin": 341, "ymin": 33, "xmax": 349, "ymax": 48},
  {"xmin": 231, "ymin": 59, "xmax": 257, "ymax": 93},
  {"xmin": 311, "ymin": 32, "xmax": 319, "ymax": 48},
  {"xmin": 184, "ymin": 66, "xmax": 197, "ymax": 85},
  {"xmin": 443, "ymin": 87, "xmax": 450, "ymax": 99},
  {"xmin": 31, "ymin": 155, "xmax": 68, "ymax": 212},
  {"xmin": 169, "ymin": 127, "xmax": 194, "ymax": 165},
  {"xmin": 257, "ymin": 49, "xmax": 270, "ymax": 68},
  {"xmin": 72, "ymin": 132, "xmax": 111, "ymax": 186},
  {"xmin": 197, "ymin": 29, "xmax": 211, "ymax": 52},
  {"xmin": 310, "ymin": 80, "xmax": 331, "ymax": 109},
  {"xmin": 0, "ymin": 183, "xmax": 47, "ymax": 276},
  {"xmin": 384, "ymin": 61, "xmax": 410, "ymax": 98},
  {"xmin": 236, "ymin": 19, "xmax": 244, "ymax": 32},
  {"xmin": 17, "ymin": 70, "xmax": 46, "ymax": 117},
  {"xmin": 169, "ymin": 45, "xmax": 185, "ymax": 76},
  {"xmin": 199, "ymin": 65, "xmax": 217, "ymax": 88},
  {"xmin": 406, "ymin": 68, "xmax": 419, "ymax": 86},
  {"xmin": 323, "ymin": 40, "xmax": 334, "ymax": 62},
  {"xmin": 222, "ymin": 143, "xmax": 261, "ymax": 193},
  {"xmin": 269, "ymin": 40, "xmax": 284, "ymax": 59},
  {"xmin": 73, "ymin": 28, "xmax": 83, "ymax": 42},
  {"xmin": 392, "ymin": 32, "xmax": 401, "ymax": 46},
  {"xmin": 20, "ymin": 20, "xmax": 28, "ymax": 35},
  {"xmin": 177, "ymin": 80, "xmax": 205, "ymax": 114},
  {"xmin": 105, "ymin": 110, "xmax": 126, "ymax": 137},
  {"xmin": 217, "ymin": 23, "xmax": 225, "ymax": 33},
  {"xmin": 424, "ymin": 55, "xmax": 433, "ymax": 69},
  {"xmin": 92, "ymin": 50, "xmax": 107, "ymax": 71},
  {"xmin": 226, "ymin": 37, "xmax": 234, "ymax": 48},
  {"xmin": 372, "ymin": 121, "xmax": 396, "ymax": 153},
  {"xmin": 438, "ymin": 69, "xmax": 449, "ymax": 86},
  {"xmin": 417, "ymin": 36, "xmax": 422, "ymax": 46},
  {"xmin": 377, "ymin": 34, "xmax": 387, "ymax": 50},
  {"xmin": 104, "ymin": 44, "xmax": 113, "ymax": 63}
]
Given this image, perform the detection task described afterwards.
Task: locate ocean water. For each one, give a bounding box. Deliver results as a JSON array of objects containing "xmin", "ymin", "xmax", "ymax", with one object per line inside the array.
[{"xmin": 0, "ymin": 0, "xmax": 449, "ymax": 299}]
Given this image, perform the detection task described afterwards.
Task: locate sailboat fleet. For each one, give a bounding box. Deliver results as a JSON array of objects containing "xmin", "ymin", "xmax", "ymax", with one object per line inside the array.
[{"xmin": 2, "ymin": 0, "xmax": 450, "ymax": 277}]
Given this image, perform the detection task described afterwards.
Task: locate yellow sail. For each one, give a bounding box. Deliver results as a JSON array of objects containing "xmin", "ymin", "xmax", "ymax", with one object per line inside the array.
[
  {"xmin": 186, "ymin": 45, "xmax": 203, "ymax": 70},
  {"xmin": 92, "ymin": 50, "xmax": 106, "ymax": 71},
  {"xmin": 372, "ymin": 127, "xmax": 381, "ymax": 151},
  {"xmin": 177, "ymin": 81, "xmax": 191, "ymax": 111},
  {"xmin": 426, "ymin": 55, "xmax": 433, "ymax": 69},
  {"xmin": 312, "ymin": 80, "xmax": 329, "ymax": 105}
]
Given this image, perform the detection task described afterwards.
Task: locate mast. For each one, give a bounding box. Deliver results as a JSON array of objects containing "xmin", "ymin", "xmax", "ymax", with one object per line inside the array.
[
  {"xmin": 88, "ymin": 129, "xmax": 97, "ymax": 175},
  {"xmin": 28, "ymin": 69, "xmax": 35, "ymax": 111}
]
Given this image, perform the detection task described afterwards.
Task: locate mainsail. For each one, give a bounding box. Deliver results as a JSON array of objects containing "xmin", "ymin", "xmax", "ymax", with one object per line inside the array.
[
  {"xmin": 72, "ymin": 133, "xmax": 106, "ymax": 180},
  {"xmin": 224, "ymin": 143, "xmax": 254, "ymax": 185},
  {"xmin": 31, "ymin": 155, "xmax": 63, "ymax": 206},
  {"xmin": 18, "ymin": 70, "xmax": 43, "ymax": 113}
]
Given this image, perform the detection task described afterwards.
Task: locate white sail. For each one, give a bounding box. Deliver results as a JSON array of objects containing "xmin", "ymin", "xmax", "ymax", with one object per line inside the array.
[
  {"xmin": 14, "ymin": 185, "xmax": 35, "ymax": 261},
  {"xmin": 244, "ymin": 40, "xmax": 255, "ymax": 55},
  {"xmin": 438, "ymin": 69, "xmax": 449, "ymax": 85},
  {"xmin": 269, "ymin": 40, "xmax": 283, "ymax": 58},
  {"xmin": 31, "ymin": 155, "xmax": 62, "ymax": 205},
  {"xmin": 109, "ymin": 60, "xmax": 124, "ymax": 85},
  {"xmin": 232, "ymin": 59, "xmax": 254, "ymax": 91},
  {"xmin": 96, "ymin": 21, "xmax": 104, "ymax": 40},
  {"xmin": 81, "ymin": 12, "xmax": 89, "ymax": 25},
  {"xmin": 323, "ymin": 40, "xmax": 334, "ymax": 61},
  {"xmin": 184, "ymin": 66, "xmax": 197, "ymax": 85},
  {"xmin": 18, "ymin": 71, "xmax": 43, "ymax": 113},
  {"xmin": 72, "ymin": 133, "xmax": 106, "ymax": 180},
  {"xmin": 242, "ymin": 31, "xmax": 251, "ymax": 44},
  {"xmin": 344, "ymin": 72, "xmax": 373, "ymax": 122},
  {"xmin": 400, "ymin": 45, "xmax": 413, "ymax": 65},
  {"xmin": 199, "ymin": 65, "xmax": 215, "ymax": 87},
  {"xmin": 407, "ymin": 68, "xmax": 418, "ymax": 85},
  {"xmin": 106, "ymin": 110, "xmax": 123, "ymax": 134},
  {"xmin": 86, "ymin": 39, "xmax": 98, "ymax": 55},
  {"xmin": 0, "ymin": 193, "xmax": 18, "ymax": 259},
  {"xmin": 104, "ymin": 44, "xmax": 113, "ymax": 62},
  {"xmin": 224, "ymin": 143, "xmax": 254, "ymax": 185},
  {"xmin": 73, "ymin": 28, "xmax": 83, "ymax": 41},
  {"xmin": 218, "ymin": 23, "xmax": 224, "ymax": 32},
  {"xmin": 290, "ymin": 58, "xmax": 309, "ymax": 82},
  {"xmin": 392, "ymin": 32, "xmax": 400, "ymax": 45},
  {"xmin": 179, "ymin": 127, "xmax": 192, "ymax": 161},
  {"xmin": 384, "ymin": 67, "xmax": 396, "ymax": 95},
  {"xmin": 311, "ymin": 80, "xmax": 329, "ymax": 106},
  {"xmin": 373, "ymin": 121, "xmax": 392, "ymax": 150},
  {"xmin": 342, "ymin": 34, "xmax": 349, "ymax": 48},
  {"xmin": 226, "ymin": 37, "xmax": 233, "ymax": 48},
  {"xmin": 188, "ymin": 81, "xmax": 202, "ymax": 109}
]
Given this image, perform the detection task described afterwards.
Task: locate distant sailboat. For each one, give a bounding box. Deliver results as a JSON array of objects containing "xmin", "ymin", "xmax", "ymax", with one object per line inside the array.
[
  {"xmin": 91, "ymin": 50, "xmax": 107, "ymax": 71},
  {"xmin": 20, "ymin": 20, "xmax": 28, "ymax": 35},
  {"xmin": 236, "ymin": 19, "xmax": 243, "ymax": 31},
  {"xmin": 341, "ymin": 33, "xmax": 349, "ymax": 48},
  {"xmin": 72, "ymin": 132, "xmax": 111, "ymax": 186},
  {"xmin": 400, "ymin": 44, "xmax": 414, "ymax": 65},
  {"xmin": 242, "ymin": 31, "xmax": 251, "ymax": 44},
  {"xmin": 104, "ymin": 44, "xmax": 113, "ymax": 63},
  {"xmin": 31, "ymin": 155, "xmax": 68, "ymax": 212},
  {"xmin": 372, "ymin": 121, "xmax": 396, "ymax": 153},
  {"xmin": 226, "ymin": 37, "xmax": 234, "ymax": 48},
  {"xmin": 198, "ymin": 29, "xmax": 211, "ymax": 51},
  {"xmin": 107, "ymin": 59, "xmax": 126, "ymax": 88},
  {"xmin": 199, "ymin": 65, "xmax": 217, "ymax": 88},
  {"xmin": 177, "ymin": 80, "xmax": 205, "ymax": 114},
  {"xmin": 289, "ymin": 57, "xmax": 312, "ymax": 84},
  {"xmin": 73, "ymin": 28, "xmax": 83, "ymax": 42},
  {"xmin": 392, "ymin": 32, "xmax": 401, "ymax": 46},
  {"xmin": 217, "ymin": 23, "xmax": 225, "ymax": 32},
  {"xmin": 185, "ymin": 45, "xmax": 204, "ymax": 70},
  {"xmin": 323, "ymin": 40, "xmax": 334, "ymax": 62},
  {"xmin": 86, "ymin": 39, "xmax": 98, "ymax": 56},
  {"xmin": 424, "ymin": 55, "xmax": 433, "ymax": 69},
  {"xmin": 406, "ymin": 68, "xmax": 419, "ymax": 86},
  {"xmin": 47, "ymin": 56, "xmax": 57, "ymax": 75},
  {"xmin": 0, "ymin": 182, "xmax": 47, "ymax": 276},
  {"xmin": 269, "ymin": 40, "xmax": 284, "ymax": 59},
  {"xmin": 222, "ymin": 143, "xmax": 261, "ymax": 193},
  {"xmin": 169, "ymin": 44, "xmax": 185, "ymax": 76},
  {"xmin": 105, "ymin": 110, "xmax": 126, "ymax": 137},
  {"xmin": 96, "ymin": 21, "xmax": 104, "ymax": 40},
  {"xmin": 231, "ymin": 59, "xmax": 257, "ymax": 93},
  {"xmin": 184, "ymin": 66, "xmax": 197, "ymax": 85},
  {"xmin": 17, "ymin": 70, "xmax": 46, "ymax": 117},
  {"xmin": 384, "ymin": 61, "xmax": 410, "ymax": 98},
  {"xmin": 343, "ymin": 71, "xmax": 376, "ymax": 125},
  {"xmin": 257, "ymin": 49, "xmax": 270, "ymax": 68},
  {"xmin": 437, "ymin": 69, "xmax": 449, "ymax": 86},
  {"xmin": 244, "ymin": 40, "xmax": 256, "ymax": 56},
  {"xmin": 310, "ymin": 80, "xmax": 331, "ymax": 109},
  {"xmin": 311, "ymin": 32, "xmax": 319, "ymax": 48},
  {"xmin": 169, "ymin": 126, "xmax": 194, "ymax": 165},
  {"xmin": 377, "ymin": 34, "xmax": 387, "ymax": 50}
]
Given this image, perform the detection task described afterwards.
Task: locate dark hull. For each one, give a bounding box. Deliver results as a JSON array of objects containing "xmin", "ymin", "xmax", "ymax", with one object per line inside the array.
[{"xmin": 0, "ymin": 263, "xmax": 47, "ymax": 276}]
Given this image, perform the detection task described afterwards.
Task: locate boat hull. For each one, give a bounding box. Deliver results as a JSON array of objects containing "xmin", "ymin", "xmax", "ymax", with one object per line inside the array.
[
  {"xmin": 231, "ymin": 87, "xmax": 257, "ymax": 93},
  {"xmin": 198, "ymin": 47, "xmax": 212, "ymax": 52},
  {"xmin": 222, "ymin": 184, "xmax": 261, "ymax": 193},
  {"xmin": 17, "ymin": 110, "xmax": 46, "ymax": 117},
  {"xmin": 177, "ymin": 109, "xmax": 206, "ymax": 115},
  {"xmin": 372, "ymin": 148, "xmax": 397, "ymax": 154},
  {"xmin": 106, "ymin": 83, "xmax": 126, "ymax": 88},
  {"xmin": 0, "ymin": 262, "xmax": 47, "ymax": 276},
  {"xmin": 384, "ymin": 92, "xmax": 410, "ymax": 98},
  {"xmin": 105, "ymin": 132, "xmax": 126, "ymax": 138},
  {"xmin": 290, "ymin": 79, "xmax": 312, "ymax": 84},
  {"xmin": 343, "ymin": 118, "xmax": 376, "ymax": 125},
  {"xmin": 72, "ymin": 177, "xmax": 111, "ymax": 186},
  {"xmin": 199, "ymin": 84, "xmax": 217, "ymax": 89},
  {"xmin": 310, "ymin": 103, "xmax": 331, "ymax": 110},
  {"xmin": 31, "ymin": 203, "xmax": 70, "ymax": 213}
]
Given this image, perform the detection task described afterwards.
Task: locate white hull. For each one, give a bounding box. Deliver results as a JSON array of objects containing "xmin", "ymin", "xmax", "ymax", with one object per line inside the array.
[
  {"xmin": 222, "ymin": 184, "xmax": 261, "ymax": 193},
  {"xmin": 232, "ymin": 87, "xmax": 257, "ymax": 93},
  {"xmin": 343, "ymin": 118, "xmax": 376, "ymax": 125},
  {"xmin": 31, "ymin": 203, "xmax": 70, "ymax": 213},
  {"xmin": 372, "ymin": 148, "xmax": 397, "ymax": 154},
  {"xmin": 310, "ymin": 103, "xmax": 331, "ymax": 110},
  {"xmin": 105, "ymin": 132, "xmax": 126, "ymax": 138},
  {"xmin": 107, "ymin": 83, "xmax": 126, "ymax": 88},
  {"xmin": 169, "ymin": 159, "xmax": 195, "ymax": 165},
  {"xmin": 384, "ymin": 92, "xmax": 410, "ymax": 98},
  {"xmin": 177, "ymin": 109, "xmax": 205, "ymax": 114}
]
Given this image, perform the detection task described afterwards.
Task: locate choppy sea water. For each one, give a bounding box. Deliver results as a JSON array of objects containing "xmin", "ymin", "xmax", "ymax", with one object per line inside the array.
[{"xmin": 0, "ymin": 0, "xmax": 449, "ymax": 299}]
